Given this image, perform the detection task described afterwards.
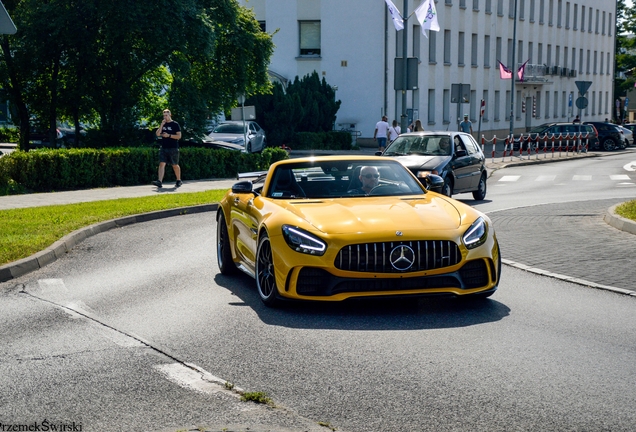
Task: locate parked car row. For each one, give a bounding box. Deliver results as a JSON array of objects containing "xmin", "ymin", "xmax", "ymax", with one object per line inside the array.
[{"xmin": 511, "ymin": 121, "xmax": 630, "ymax": 152}]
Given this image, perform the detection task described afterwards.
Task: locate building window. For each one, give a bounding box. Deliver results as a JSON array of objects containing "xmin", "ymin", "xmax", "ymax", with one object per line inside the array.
[
  {"xmin": 579, "ymin": 48, "xmax": 583, "ymax": 73},
  {"xmin": 299, "ymin": 21, "xmax": 321, "ymax": 56},
  {"xmin": 444, "ymin": 30, "xmax": 452, "ymax": 64},
  {"xmin": 484, "ymin": 35, "xmax": 491, "ymax": 67},
  {"xmin": 562, "ymin": 91, "xmax": 566, "ymax": 117},
  {"xmin": 538, "ymin": 43, "xmax": 543, "ymax": 64},
  {"xmin": 595, "ymin": 9, "xmax": 600, "ymax": 34},
  {"xmin": 494, "ymin": 90, "xmax": 500, "ymax": 121},
  {"xmin": 471, "ymin": 34, "xmax": 478, "ymax": 66},
  {"xmin": 565, "ymin": 2, "xmax": 570, "ymax": 28},
  {"xmin": 473, "ymin": 0, "xmax": 479, "ymax": 11},
  {"xmin": 602, "ymin": 11, "xmax": 606, "ymax": 34},
  {"xmin": 545, "ymin": 91, "xmax": 550, "ymax": 119},
  {"xmin": 519, "ymin": 0, "xmax": 525, "ymax": 20},
  {"xmin": 458, "ymin": 32, "xmax": 465, "ymax": 66},
  {"xmin": 529, "ymin": 0, "xmax": 535, "ymax": 21},
  {"xmin": 539, "ymin": 0, "xmax": 545, "ymax": 24},
  {"xmin": 557, "ymin": 0, "xmax": 562, "ymax": 27},
  {"xmin": 496, "ymin": 37, "xmax": 502, "ymax": 65},
  {"xmin": 573, "ymin": 4, "xmax": 578, "ymax": 30},
  {"xmin": 497, "ymin": 0, "xmax": 504, "ymax": 16},
  {"xmin": 509, "ymin": 0, "xmax": 515, "ymax": 18},
  {"xmin": 443, "ymin": 89, "xmax": 450, "ymax": 123},
  {"xmin": 548, "ymin": 0, "xmax": 554, "ymax": 26},
  {"xmin": 607, "ymin": 52, "xmax": 610, "ymax": 74},
  {"xmin": 505, "ymin": 91, "xmax": 511, "ymax": 120},
  {"xmin": 593, "ymin": 51, "xmax": 597, "ymax": 74},
  {"xmin": 528, "ymin": 42, "xmax": 533, "ymax": 62},
  {"xmin": 563, "ymin": 46, "xmax": 568, "ymax": 68},
  {"xmin": 547, "ymin": 44, "xmax": 552, "ymax": 67},
  {"xmin": 588, "ymin": 8, "xmax": 593, "ymax": 32},
  {"xmin": 429, "ymin": 31, "xmax": 437, "ymax": 63},
  {"xmin": 258, "ymin": 21, "xmax": 266, "ymax": 32},
  {"xmin": 471, "ymin": 90, "xmax": 477, "ymax": 120},
  {"xmin": 428, "ymin": 89, "xmax": 436, "ymax": 124},
  {"xmin": 460, "ymin": 0, "xmax": 467, "ymax": 8},
  {"xmin": 609, "ymin": 13, "xmax": 612, "ymax": 36},
  {"xmin": 553, "ymin": 91, "xmax": 558, "ymax": 118},
  {"xmin": 581, "ymin": 6, "xmax": 585, "ymax": 32},
  {"xmin": 586, "ymin": 49, "xmax": 590, "ymax": 74},
  {"xmin": 482, "ymin": 90, "xmax": 489, "ymax": 121}
]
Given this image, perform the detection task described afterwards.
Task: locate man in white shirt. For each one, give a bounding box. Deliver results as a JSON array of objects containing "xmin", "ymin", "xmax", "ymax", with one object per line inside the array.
[{"xmin": 374, "ymin": 115, "xmax": 390, "ymax": 152}]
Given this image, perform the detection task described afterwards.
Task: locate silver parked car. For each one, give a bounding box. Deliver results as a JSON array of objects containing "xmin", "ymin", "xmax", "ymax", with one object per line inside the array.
[{"xmin": 203, "ymin": 120, "xmax": 267, "ymax": 153}]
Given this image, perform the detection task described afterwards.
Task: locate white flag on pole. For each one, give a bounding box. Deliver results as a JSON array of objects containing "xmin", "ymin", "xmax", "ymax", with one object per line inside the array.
[
  {"xmin": 385, "ymin": 0, "xmax": 404, "ymax": 31},
  {"xmin": 414, "ymin": 0, "xmax": 440, "ymax": 38}
]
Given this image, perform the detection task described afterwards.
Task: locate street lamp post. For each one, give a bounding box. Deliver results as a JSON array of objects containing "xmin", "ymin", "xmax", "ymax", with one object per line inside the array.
[
  {"xmin": 508, "ymin": 0, "xmax": 518, "ymax": 141},
  {"xmin": 237, "ymin": 94, "xmax": 247, "ymax": 152}
]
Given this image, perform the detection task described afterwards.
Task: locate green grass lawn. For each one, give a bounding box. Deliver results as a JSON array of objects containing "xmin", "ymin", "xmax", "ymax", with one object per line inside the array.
[
  {"xmin": 616, "ymin": 200, "xmax": 636, "ymax": 222},
  {"xmin": 0, "ymin": 190, "xmax": 226, "ymax": 266},
  {"xmin": 1, "ymin": 192, "xmax": 635, "ymax": 268}
]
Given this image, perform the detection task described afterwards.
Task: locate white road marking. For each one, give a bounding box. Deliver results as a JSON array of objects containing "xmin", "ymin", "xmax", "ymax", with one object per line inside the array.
[
  {"xmin": 572, "ymin": 175, "xmax": 592, "ymax": 181},
  {"xmin": 499, "ymin": 175, "xmax": 520, "ymax": 182},
  {"xmin": 611, "ymin": 175, "xmax": 631, "ymax": 181},
  {"xmin": 535, "ymin": 175, "xmax": 557, "ymax": 181},
  {"xmin": 623, "ymin": 161, "xmax": 636, "ymax": 172},
  {"xmin": 154, "ymin": 363, "xmax": 244, "ymax": 398}
]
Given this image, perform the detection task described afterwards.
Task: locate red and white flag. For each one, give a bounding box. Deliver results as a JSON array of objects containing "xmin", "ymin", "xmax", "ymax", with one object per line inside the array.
[
  {"xmin": 498, "ymin": 60, "xmax": 512, "ymax": 79},
  {"xmin": 517, "ymin": 59, "xmax": 529, "ymax": 82}
]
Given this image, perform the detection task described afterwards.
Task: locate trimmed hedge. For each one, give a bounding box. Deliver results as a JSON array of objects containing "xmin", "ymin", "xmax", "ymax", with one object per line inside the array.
[
  {"xmin": 290, "ymin": 130, "xmax": 352, "ymax": 150},
  {"xmin": 0, "ymin": 146, "xmax": 288, "ymax": 195}
]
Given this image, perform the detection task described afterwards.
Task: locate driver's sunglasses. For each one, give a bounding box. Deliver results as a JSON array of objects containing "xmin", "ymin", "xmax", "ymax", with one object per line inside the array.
[{"xmin": 363, "ymin": 174, "xmax": 380, "ymax": 179}]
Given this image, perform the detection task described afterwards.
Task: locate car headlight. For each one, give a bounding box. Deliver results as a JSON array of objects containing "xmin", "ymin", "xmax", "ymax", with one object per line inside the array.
[
  {"xmin": 462, "ymin": 217, "xmax": 488, "ymax": 249},
  {"xmin": 416, "ymin": 170, "xmax": 437, "ymax": 179},
  {"xmin": 282, "ymin": 225, "xmax": 327, "ymax": 256}
]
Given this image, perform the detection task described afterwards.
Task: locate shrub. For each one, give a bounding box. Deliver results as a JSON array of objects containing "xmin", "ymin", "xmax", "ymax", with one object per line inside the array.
[{"xmin": 0, "ymin": 146, "xmax": 289, "ymax": 195}]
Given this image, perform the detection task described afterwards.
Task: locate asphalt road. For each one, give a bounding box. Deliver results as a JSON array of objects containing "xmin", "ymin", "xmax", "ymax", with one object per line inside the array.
[{"xmin": 1, "ymin": 150, "xmax": 636, "ymax": 432}]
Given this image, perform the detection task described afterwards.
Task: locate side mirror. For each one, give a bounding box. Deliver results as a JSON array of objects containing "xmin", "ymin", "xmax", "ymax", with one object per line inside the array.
[
  {"xmin": 423, "ymin": 174, "xmax": 445, "ymax": 193},
  {"xmin": 231, "ymin": 180, "xmax": 253, "ymax": 194},
  {"xmin": 455, "ymin": 149, "xmax": 467, "ymax": 158},
  {"xmin": 375, "ymin": 151, "xmax": 383, "ymax": 156}
]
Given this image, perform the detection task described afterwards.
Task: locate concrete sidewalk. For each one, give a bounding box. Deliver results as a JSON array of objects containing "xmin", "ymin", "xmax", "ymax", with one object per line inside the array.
[{"xmin": 0, "ymin": 147, "xmax": 595, "ymax": 210}]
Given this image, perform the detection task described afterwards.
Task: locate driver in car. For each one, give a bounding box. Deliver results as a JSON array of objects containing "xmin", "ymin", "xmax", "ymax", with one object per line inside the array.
[{"xmin": 348, "ymin": 166, "xmax": 380, "ymax": 195}]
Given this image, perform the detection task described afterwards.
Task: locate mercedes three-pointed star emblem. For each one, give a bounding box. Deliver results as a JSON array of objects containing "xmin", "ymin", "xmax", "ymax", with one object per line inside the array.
[{"xmin": 390, "ymin": 244, "xmax": 415, "ymax": 271}]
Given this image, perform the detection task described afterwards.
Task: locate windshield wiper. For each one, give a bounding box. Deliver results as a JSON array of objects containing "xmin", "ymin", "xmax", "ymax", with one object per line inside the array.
[{"xmin": 384, "ymin": 151, "xmax": 405, "ymax": 156}]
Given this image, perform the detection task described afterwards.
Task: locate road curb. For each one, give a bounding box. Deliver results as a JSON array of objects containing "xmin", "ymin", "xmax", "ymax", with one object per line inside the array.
[
  {"xmin": 0, "ymin": 203, "xmax": 218, "ymax": 283},
  {"xmin": 604, "ymin": 203, "xmax": 636, "ymax": 236}
]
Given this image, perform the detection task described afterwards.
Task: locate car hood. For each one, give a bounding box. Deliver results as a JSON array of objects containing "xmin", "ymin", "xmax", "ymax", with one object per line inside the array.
[
  {"xmin": 389, "ymin": 155, "xmax": 450, "ymax": 170},
  {"xmin": 205, "ymin": 133, "xmax": 245, "ymax": 143},
  {"xmin": 202, "ymin": 140, "xmax": 244, "ymax": 151},
  {"xmin": 277, "ymin": 195, "xmax": 466, "ymax": 235}
]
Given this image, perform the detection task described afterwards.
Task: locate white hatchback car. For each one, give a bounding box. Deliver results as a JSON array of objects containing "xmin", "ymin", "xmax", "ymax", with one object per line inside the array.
[{"xmin": 204, "ymin": 120, "xmax": 267, "ymax": 153}]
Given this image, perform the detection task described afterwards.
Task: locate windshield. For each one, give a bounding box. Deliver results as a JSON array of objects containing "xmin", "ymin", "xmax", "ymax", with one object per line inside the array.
[
  {"xmin": 528, "ymin": 124, "xmax": 551, "ymax": 134},
  {"xmin": 213, "ymin": 123, "xmax": 245, "ymax": 134},
  {"xmin": 266, "ymin": 160, "xmax": 426, "ymax": 199},
  {"xmin": 384, "ymin": 135, "xmax": 452, "ymax": 156}
]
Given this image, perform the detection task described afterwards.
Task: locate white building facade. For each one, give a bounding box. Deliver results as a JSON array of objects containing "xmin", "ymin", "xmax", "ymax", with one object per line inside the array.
[{"xmin": 240, "ymin": 0, "xmax": 616, "ymax": 142}]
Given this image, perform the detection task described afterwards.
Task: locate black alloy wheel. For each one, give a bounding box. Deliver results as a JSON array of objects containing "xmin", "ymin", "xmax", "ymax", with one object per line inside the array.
[
  {"xmin": 256, "ymin": 233, "xmax": 281, "ymax": 307},
  {"xmin": 217, "ymin": 212, "xmax": 238, "ymax": 275}
]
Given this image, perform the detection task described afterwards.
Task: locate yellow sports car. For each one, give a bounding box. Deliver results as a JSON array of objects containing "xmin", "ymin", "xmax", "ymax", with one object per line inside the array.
[{"xmin": 216, "ymin": 156, "xmax": 501, "ymax": 306}]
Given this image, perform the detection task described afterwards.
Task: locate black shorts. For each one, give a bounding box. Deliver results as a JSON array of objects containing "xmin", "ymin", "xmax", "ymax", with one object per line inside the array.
[{"xmin": 159, "ymin": 148, "xmax": 179, "ymax": 165}]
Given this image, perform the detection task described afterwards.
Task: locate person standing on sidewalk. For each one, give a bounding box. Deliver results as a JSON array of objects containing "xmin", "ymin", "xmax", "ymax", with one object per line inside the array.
[
  {"xmin": 459, "ymin": 114, "xmax": 473, "ymax": 134},
  {"xmin": 374, "ymin": 115, "xmax": 390, "ymax": 152},
  {"xmin": 153, "ymin": 109, "xmax": 182, "ymax": 188},
  {"xmin": 388, "ymin": 120, "xmax": 401, "ymax": 143}
]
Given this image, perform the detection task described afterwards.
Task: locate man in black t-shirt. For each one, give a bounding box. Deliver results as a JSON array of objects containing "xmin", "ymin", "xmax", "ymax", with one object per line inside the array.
[{"xmin": 152, "ymin": 109, "xmax": 182, "ymax": 188}]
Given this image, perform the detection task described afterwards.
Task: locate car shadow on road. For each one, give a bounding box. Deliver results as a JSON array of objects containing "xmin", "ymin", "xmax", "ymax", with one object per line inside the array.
[{"xmin": 214, "ymin": 273, "xmax": 510, "ymax": 331}]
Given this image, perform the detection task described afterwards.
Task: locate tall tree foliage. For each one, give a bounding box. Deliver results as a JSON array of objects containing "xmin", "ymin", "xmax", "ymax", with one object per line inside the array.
[
  {"xmin": 0, "ymin": 0, "xmax": 273, "ymax": 150},
  {"xmin": 616, "ymin": 0, "xmax": 636, "ymax": 96},
  {"xmin": 247, "ymin": 72, "xmax": 341, "ymax": 146}
]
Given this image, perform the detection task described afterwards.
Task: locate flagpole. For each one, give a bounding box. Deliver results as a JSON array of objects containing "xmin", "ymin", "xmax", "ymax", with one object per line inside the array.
[
  {"xmin": 508, "ymin": 0, "xmax": 518, "ymax": 141},
  {"xmin": 400, "ymin": 0, "xmax": 409, "ymax": 133}
]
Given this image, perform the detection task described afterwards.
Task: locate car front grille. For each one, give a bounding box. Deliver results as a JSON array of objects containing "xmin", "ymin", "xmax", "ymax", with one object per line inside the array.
[
  {"xmin": 335, "ymin": 240, "xmax": 462, "ymax": 273},
  {"xmin": 296, "ymin": 259, "xmax": 492, "ymax": 297}
]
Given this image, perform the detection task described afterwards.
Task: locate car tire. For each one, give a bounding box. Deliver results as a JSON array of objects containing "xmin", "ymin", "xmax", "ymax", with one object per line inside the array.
[
  {"xmin": 247, "ymin": 142, "xmax": 252, "ymax": 153},
  {"xmin": 441, "ymin": 176, "xmax": 453, "ymax": 197},
  {"xmin": 472, "ymin": 174, "xmax": 487, "ymax": 200},
  {"xmin": 256, "ymin": 232, "xmax": 281, "ymax": 307},
  {"xmin": 217, "ymin": 212, "xmax": 238, "ymax": 275},
  {"xmin": 601, "ymin": 138, "xmax": 616, "ymax": 151}
]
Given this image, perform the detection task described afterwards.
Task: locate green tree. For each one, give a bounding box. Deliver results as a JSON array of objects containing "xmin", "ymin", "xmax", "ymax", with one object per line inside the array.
[
  {"xmin": 0, "ymin": 0, "xmax": 273, "ymax": 150},
  {"xmin": 616, "ymin": 0, "xmax": 636, "ymax": 99}
]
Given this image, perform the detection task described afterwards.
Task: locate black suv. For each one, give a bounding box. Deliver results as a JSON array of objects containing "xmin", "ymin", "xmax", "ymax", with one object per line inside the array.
[
  {"xmin": 512, "ymin": 122, "xmax": 599, "ymax": 151},
  {"xmin": 583, "ymin": 122, "xmax": 626, "ymax": 151}
]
